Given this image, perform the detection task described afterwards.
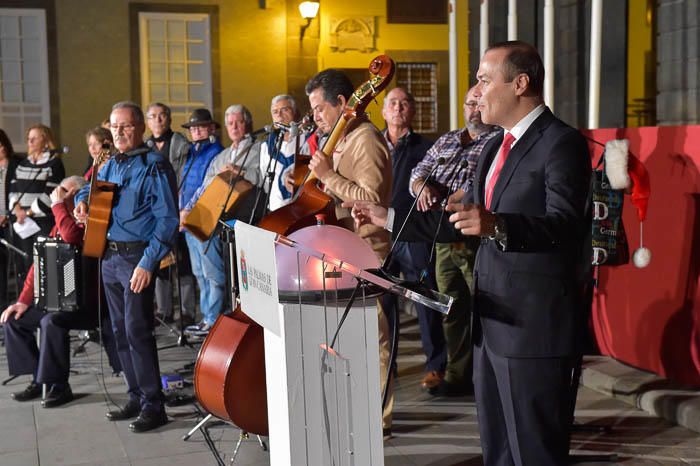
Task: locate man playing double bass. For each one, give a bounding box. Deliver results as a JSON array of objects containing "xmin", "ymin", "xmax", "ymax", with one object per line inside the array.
[
  {"xmin": 74, "ymin": 101, "xmax": 179, "ymax": 433},
  {"xmin": 303, "ymin": 68, "xmax": 395, "ymax": 437}
]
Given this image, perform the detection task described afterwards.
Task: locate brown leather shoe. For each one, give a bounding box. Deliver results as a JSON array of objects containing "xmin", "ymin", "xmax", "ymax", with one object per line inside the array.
[{"xmin": 420, "ymin": 370, "xmax": 444, "ymax": 391}]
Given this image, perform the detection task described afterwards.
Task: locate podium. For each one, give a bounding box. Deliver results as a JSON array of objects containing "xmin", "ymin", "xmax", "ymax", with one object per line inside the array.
[{"xmin": 234, "ymin": 222, "xmax": 452, "ymax": 466}]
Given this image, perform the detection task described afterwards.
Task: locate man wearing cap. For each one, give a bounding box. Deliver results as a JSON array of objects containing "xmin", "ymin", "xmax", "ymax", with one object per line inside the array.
[{"xmin": 179, "ymin": 108, "xmax": 224, "ymax": 337}]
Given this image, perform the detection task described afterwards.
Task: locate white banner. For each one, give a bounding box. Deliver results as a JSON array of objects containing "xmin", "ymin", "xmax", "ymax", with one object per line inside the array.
[{"xmin": 234, "ymin": 221, "xmax": 280, "ymax": 336}]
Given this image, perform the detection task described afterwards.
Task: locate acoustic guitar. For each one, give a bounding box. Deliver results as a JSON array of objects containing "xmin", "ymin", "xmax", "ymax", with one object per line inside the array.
[
  {"xmin": 183, "ymin": 170, "xmax": 253, "ymax": 242},
  {"xmin": 82, "ymin": 148, "xmax": 116, "ymax": 258}
]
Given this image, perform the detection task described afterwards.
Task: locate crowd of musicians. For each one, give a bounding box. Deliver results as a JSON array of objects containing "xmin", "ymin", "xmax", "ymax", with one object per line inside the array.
[{"xmin": 0, "ymin": 41, "xmax": 592, "ymax": 465}]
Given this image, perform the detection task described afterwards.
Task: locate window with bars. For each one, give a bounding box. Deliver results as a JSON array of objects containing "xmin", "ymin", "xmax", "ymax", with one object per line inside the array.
[
  {"xmin": 0, "ymin": 8, "xmax": 50, "ymax": 152},
  {"xmin": 395, "ymin": 63, "xmax": 438, "ymax": 134},
  {"xmin": 138, "ymin": 12, "xmax": 212, "ymax": 129}
]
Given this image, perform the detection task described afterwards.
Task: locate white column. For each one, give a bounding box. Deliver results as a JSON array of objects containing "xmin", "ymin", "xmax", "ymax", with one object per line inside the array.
[
  {"xmin": 480, "ymin": 0, "xmax": 489, "ymax": 58},
  {"xmin": 449, "ymin": 0, "xmax": 458, "ymax": 130},
  {"xmin": 588, "ymin": 0, "xmax": 603, "ymax": 129},
  {"xmin": 508, "ymin": 0, "xmax": 517, "ymax": 40},
  {"xmin": 543, "ymin": 0, "xmax": 555, "ymax": 111}
]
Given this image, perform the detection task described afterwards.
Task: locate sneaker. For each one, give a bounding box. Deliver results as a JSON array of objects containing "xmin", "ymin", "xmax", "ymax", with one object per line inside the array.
[
  {"xmin": 184, "ymin": 321, "xmax": 206, "ymax": 333},
  {"xmin": 188, "ymin": 322, "xmax": 213, "ymax": 338},
  {"xmin": 11, "ymin": 382, "xmax": 42, "ymax": 402}
]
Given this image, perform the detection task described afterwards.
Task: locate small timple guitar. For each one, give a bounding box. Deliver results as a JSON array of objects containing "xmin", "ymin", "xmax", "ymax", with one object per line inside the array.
[{"xmin": 82, "ymin": 147, "xmax": 117, "ymax": 258}]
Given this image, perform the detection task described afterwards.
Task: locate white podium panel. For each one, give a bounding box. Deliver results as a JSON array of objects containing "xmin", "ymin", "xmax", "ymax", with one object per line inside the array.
[{"xmin": 264, "ymin": 300, "xmax": 384, "ymax": 466}]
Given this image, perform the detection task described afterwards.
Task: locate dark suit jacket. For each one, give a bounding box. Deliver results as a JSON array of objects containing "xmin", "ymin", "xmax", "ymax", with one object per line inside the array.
[{"xmin": 396, "ymin": 108, "xmax": 591, "ymax": 358}]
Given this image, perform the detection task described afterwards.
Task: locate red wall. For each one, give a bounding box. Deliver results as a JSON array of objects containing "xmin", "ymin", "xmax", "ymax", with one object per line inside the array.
[{"xmin": 582, "ymin": 126, "xmax": 700, "ymax": 385}]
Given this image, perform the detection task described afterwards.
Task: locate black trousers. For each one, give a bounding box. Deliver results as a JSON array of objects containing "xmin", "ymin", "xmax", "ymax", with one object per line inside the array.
[
  {"xmin": 102, "ymin": 246, "xmax": 163, "ymax": 414},
  {"xmin": 473, "ymin": 341, "xmax": 578, "ymax": 466},
  {"xmin": 4, "ymin": 306, "xmax": 94, "ymax": 384}
]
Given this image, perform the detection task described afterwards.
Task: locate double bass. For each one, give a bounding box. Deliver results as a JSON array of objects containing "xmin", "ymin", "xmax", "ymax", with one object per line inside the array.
[{"xmin": 193, "ymin": 55, "xmax": 396, "ymax": 437}]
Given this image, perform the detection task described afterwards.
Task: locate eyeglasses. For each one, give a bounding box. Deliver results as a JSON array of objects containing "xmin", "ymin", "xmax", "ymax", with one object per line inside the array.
[
  {"xmin": 147, "ymin": 113, "xmax": 168, "ymax": 120},
  {"xmin": 110, "ymin": 124, "xmax": 137, "ymax": 133}
]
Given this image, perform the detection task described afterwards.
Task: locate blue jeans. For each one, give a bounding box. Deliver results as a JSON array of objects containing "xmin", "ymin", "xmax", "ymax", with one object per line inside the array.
[{"xmin": 185, "ymin": 232, "xmax": 226, "ymax": 325}]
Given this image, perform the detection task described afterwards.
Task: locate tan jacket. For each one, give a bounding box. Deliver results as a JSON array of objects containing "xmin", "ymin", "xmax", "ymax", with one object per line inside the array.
[{"xmin": 317, "ymin": 119, "xmax": 392, "ymax": 260}]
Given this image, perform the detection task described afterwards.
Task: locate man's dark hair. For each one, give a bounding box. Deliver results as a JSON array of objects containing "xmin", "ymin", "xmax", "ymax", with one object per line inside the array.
[
  {"xmin": 305, "ymin": 69, "xmax": 354, "ymax": 105},
  {"xmin": 487, "ymin": 40, "xmax": 544, "ymax": 97}
]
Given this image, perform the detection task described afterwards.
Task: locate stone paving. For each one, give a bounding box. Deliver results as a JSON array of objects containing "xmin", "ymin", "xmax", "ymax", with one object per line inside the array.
[{"xmin": 0, "ymin": 315, "xmax": 699, "ymax": 465}]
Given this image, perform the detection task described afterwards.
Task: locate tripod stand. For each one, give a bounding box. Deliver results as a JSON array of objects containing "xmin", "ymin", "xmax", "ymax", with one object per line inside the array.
[{"xmin": 156, "ymin": 239, "xmax": 195, "ymax": 351}]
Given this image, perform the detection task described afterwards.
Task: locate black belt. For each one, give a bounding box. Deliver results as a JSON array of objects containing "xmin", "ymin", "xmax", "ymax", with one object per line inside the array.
[{"xmin": 106, "ymin": 240, "xmax": 148, "ymax": 253}]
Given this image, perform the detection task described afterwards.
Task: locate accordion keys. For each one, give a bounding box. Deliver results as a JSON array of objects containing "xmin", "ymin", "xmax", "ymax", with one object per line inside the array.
[{"xmin": 33, "ymin": 236, "xmax": 82, "ymax": 312}]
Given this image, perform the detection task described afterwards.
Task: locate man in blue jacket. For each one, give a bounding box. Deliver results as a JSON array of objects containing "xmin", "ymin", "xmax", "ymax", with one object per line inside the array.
[
  {"xmin": 75, "ymin": 101, "xmax": 179, "ymax": 433},
  {"xmin": 179, "ymin": 109, "xmax": 225, "ymax": 337}
]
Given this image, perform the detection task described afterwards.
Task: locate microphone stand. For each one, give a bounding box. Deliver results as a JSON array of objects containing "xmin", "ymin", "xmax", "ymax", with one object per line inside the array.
[
  {"xmin": 248, "ymin": 129, "xmax": 285, "ymax": 223},
  {"xmin": 202, "ymin": 139, "xmax": 256, "ymax": 256},
  {"xmin": 375, "ymin": 157, "xmax": 445, "ymax": 415},
  {"xmin": 427, "ymin": 159, "xmax": 469, "ymax": 264}
]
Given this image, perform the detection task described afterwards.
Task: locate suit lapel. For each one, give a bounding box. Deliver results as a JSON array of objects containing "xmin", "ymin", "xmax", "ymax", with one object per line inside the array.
[{"xmin": 489, "ymin": 109, "xmax": 555, "ymax": 210}]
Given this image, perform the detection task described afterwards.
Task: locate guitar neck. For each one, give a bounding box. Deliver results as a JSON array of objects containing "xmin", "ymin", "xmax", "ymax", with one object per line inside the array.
[{"xmin": 305, "ymin": 115, "xmax": 350, "ymax": 184}]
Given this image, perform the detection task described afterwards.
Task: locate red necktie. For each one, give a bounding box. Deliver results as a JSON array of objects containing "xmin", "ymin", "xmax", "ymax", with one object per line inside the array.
[{"xmin": 485, "ymin": 133, "xmax": 516, "ymax": 209}]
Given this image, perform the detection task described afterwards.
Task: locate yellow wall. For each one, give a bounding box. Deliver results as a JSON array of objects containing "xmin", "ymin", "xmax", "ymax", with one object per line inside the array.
[
  {"xmin": 53, "ymin": 0, "xmax": 288, "ymax": 176},
  {"xmin": 626, "ymin": 0, "xmax": 653, "ymax": 127},
  {"xmin": 315, "ymin": 0, "xmax": 469, "ymax": 130}
]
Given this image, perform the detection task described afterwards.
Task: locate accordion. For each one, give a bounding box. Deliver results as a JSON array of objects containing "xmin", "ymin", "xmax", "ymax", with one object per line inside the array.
[{"xmin": 33, "ymin": 236, "xmax": 83, "ymax": 312}]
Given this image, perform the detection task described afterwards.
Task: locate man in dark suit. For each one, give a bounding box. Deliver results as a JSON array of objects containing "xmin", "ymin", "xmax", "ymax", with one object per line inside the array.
[
  {"xmin": 380, "ymin": 87, "xmax": 446, "ymax": 391},
  {"xmin": 345, "ymin": 41, "xmax": 591, "ymax": 465}
]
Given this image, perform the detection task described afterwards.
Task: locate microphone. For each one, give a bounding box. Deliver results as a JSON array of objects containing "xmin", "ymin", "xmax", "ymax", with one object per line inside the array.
[
  {"xmin": 248, "ymin": 125, "xmax": 274, "ymax": 138},
  {"xmin": 48, "ymin": 146, "xmax": 69, "ymax": 156},
  {"xmin": 274, "ymin": 121, "xmax": 300, "ymax": 137},
  {"xmin": 0, "ymin": 238, "xmax": 28, "ymax": 258},
  {"xmin": 190, "ymin": 134, "xmax": 217, "ymax": 145}
]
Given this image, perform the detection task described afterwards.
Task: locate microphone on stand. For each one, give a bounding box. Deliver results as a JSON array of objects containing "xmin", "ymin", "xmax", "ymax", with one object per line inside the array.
[
  {"xmin": 274, "ymin": 121, "xmax": 300, "ymax": 137},
  {"xmin": 0, "ymin": 238, "xmax": 28, "ymax": 259},
  {"xmin": 424, "ymin": 157, "xmax": 470, "ymax": 273},
  {"xmin": 248, "ymin": 125, "xmax": 275, "ymax": 138},
  {"xmin": 48, "ymin": 146, "xmax": 69, "ymax": 156}
]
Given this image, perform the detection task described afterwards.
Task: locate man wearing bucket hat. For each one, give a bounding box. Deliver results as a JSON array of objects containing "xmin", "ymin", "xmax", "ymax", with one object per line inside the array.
[{"xmin": 179, "ymin": 108, "xmax": 224, "ymax": 337}]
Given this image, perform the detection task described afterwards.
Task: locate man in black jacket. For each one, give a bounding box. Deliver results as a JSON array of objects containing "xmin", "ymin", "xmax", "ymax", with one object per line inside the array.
[
  {"xmin": 380, "ymin": 87, "xmax": 446, "ymax": 391},
  {"xmin": 145, "ymin": 103, "xmax": 196, "ymax": 327}
]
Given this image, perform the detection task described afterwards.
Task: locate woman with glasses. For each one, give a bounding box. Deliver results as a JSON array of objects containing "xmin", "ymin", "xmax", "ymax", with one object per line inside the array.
[{"xmin": 8, "ymin": 124, "xmax": 65, "ymax": 285}]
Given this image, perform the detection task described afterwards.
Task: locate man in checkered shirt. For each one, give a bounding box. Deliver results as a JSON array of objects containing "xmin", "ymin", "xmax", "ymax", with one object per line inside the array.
[{"xmin": 409, "ymin": 86, "xmax": 499, "ymax": 396}]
